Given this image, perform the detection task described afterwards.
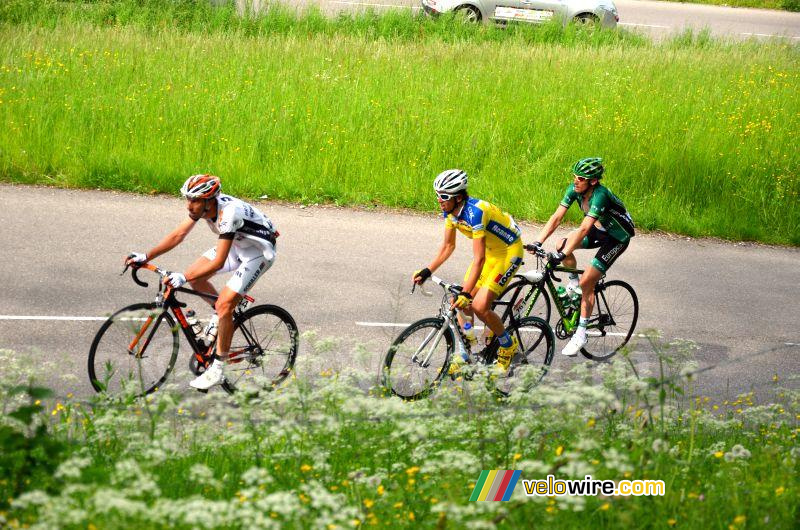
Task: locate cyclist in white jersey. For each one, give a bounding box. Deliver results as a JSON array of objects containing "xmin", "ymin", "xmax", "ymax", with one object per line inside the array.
[{"xmin": 125, "ymin": 174, "xmax": 278, "ymax": 390}]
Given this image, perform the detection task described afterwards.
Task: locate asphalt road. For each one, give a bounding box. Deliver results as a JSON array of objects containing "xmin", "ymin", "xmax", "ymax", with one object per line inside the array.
[
  {"xmin": 271, "ymin": 0, "xmax": 800, "ymax": 41},
  {"xmin": 1, "ymin": 185, "xmax": 798, "ymax": 399}
]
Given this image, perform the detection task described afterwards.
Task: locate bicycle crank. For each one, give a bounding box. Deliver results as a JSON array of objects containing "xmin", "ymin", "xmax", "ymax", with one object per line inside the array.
[{"xmin": 555, "ymin": 320, "xmax": 573, "ymax": 340}]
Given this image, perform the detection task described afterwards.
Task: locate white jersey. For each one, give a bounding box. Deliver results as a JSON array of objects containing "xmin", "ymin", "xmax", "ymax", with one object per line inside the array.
[{"xmin": 204, "ymin": 194, "xmax": 277, "ymax": 251}]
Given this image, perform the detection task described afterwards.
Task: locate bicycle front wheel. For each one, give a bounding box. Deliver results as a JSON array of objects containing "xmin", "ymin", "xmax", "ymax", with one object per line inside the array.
[
  {"xmin": 223, "ymin": 304, "xmax": 299, "ymax": 392},
  {"xmin": 494, "ymin": 317, "xmax": 555, "ymax": 397},
  {"xmin": 495, "ymin": 279, "xmax": 551, "ymax": 324},
  {"xmin": 382, "ymin": 318, "xmax": 454, "ymax": 400},
  {"xmin": 581, "ymin": 280, "xmax": 639, "ymax": 361},
  {"xmin": 88, "ymin": 303, "xmax": 179, "ymax": 395}
]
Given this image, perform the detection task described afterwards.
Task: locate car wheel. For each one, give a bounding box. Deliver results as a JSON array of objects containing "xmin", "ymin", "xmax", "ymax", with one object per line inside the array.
[
  {"xmin": 574, "ymin": 13, "xmax": 599, "ymax": 26},
  {"xmin": 455, "ymin": 5, "xmax": 481, "ymax": 23}
]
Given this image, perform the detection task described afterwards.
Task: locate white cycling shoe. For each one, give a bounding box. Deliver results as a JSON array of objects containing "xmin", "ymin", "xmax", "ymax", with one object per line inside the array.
[
  {"xmin": 561, "ymin": 333, "xmax": 587, "ymax": 357},
  {"xmin": 190, "ymin": 359, "xmax": 225, "ymax": 390}
]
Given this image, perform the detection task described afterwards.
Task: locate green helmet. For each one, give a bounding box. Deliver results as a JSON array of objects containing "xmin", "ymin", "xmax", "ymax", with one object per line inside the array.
[{"xmin": 572, "ymin": 157, "xmax": 604, "ymax": 180}]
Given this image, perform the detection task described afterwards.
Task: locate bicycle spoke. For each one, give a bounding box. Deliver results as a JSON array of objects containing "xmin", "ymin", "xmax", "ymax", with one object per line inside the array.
[
  {"xmin": 88, "ymin": 305, "xmax": 179, "ymax": 395},
  {"xmin": 383, "ymin": 319, "xmax": 451, "ymax": 400},
  {"xmin": 225, "ymin": 307, "xmax": 298, "ymax": 389},
  {"xmin": 581, "ymin": 281, "xmax": 638, "ymax": 361},
  {"xmin": 493, "ymin": 318, "xmax": 554, "ymax": 397}
]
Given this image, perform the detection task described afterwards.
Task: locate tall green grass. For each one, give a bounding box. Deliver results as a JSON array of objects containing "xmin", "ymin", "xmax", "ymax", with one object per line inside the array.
[{"xmin": 0, "ymin": 1, "xmax": 798, "ymax": 244}]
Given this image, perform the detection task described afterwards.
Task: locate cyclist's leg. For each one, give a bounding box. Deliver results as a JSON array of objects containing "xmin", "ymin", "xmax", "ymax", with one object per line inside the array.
[
  {"xmin": 191, "ymin": 244, "xmax": 275, "ymax": 389},
  {"xmin": 580, "ymin": 237, "xmax": 629, "ymax": 318},
  {"xmin": 186, "ymin": 248, "xmax": 240, "ymax": 309},
  {"xmin": 472, "ymin": 245, "xmax": 523, "ymax": 336},
  {"xmin": 560, "ymin": 227, "xmax": 597, "ymax": 269},
  {"xmin": 215, "ymin": 244, "xmax": 276, "ymax": 360}
]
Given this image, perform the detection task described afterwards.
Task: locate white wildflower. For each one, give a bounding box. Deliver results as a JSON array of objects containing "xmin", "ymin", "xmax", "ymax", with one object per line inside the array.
[
  {"xmin": 651, "ymin": 439, "xmax": 670, "ymax": 453},
  {"xmin": 55, "ymin": 455, "xmax": 92, "ymax": 480}
]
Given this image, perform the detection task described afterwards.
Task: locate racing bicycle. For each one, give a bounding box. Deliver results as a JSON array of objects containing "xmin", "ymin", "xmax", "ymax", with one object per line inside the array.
[
  {"xmin": 493, "ymin": 245, "xmax": 638, "ymax": 361},
  {"xmin": 88, "ymin": 262, "xmax": 298, "ymax": 395},
  {"xmin": 381, "ymin": 275, "xmax": 555, "ymax": 400}
]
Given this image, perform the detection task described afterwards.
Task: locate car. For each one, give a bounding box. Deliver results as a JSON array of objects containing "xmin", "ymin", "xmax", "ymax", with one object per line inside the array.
[{"xmin": 421, "ymin": 0, "xmax": 619, "ymax": 29}]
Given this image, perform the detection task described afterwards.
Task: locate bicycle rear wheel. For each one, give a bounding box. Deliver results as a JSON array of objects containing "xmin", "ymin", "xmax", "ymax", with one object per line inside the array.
[
  {"xmin": 88, "ymin": 303, "xmax": 179, "ymax": 395},
  {"xmin": 581, "ymin": 280, "xmax": 639, "ymax": 361},
  {"xmin": 493, "ymin": 317, "xmax": 555, "ymax": 397},
  {"xmin": 382, "ymin": 318, "xmax": 453, "ymax": 400},
  {"xmin": 494, "ymin": 279, "xmax": 551, "ymax": 324},
  {"xmin": 223, "ymin": 304, "xmax": 299, "ymax": 392}
]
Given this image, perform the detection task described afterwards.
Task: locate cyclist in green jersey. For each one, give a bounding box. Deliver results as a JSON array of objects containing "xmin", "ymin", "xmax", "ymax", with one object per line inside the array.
[{"xmin": 528, "ymin": 158, "xmax": 635, "ymax": 357}]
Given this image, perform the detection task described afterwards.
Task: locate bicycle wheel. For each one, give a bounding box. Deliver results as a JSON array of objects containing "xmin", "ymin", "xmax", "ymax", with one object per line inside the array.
[
  {"xmin": 494, "ymin": 279, "xmax": 551, "ymax": 324},
  {"xmin": 382, "ymin": 318, "xmax": 454, "ymax": 401},
  {"xmin": 494, "ymin": 317, "xmax": 555, "ymax": 397},
  {"xmin": 581, "ymin": 280, "xmax": 639, "ymax": 361},
  {"xmin": 223, "ymin": 304, "xmax": 299, "ymax": 392},
  {"xmin": 88, "ymin": 303, "xmax": 179, "ymax": 395}
]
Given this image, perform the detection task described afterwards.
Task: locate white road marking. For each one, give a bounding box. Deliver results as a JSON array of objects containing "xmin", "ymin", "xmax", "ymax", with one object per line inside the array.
[
  {"xmin": 356, "ymin": 321, "xmax": 648, "ymax": 338},
  {"xmin": 740, "ymin": 32, "xmax": 800, "ymax": 39},
  {"xmin": 619, "ymin": 22, "xmax": 670, "ymax": 29},
  {"xmin": 331, "ymin": 1, "xmax": 420, "ymax": 9},
  {"xmin": 356, "ymin": 321, "xmax": 411, "ymax": 327},
  {"xmin": 0, "ymin": 315, "xmax": 107, "ymax": 321}
]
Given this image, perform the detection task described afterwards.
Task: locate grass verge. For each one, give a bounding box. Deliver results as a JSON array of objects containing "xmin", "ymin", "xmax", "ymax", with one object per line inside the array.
[{"xmin": 1, "ymin": 1, "xmax": 798, "ymax": 244}]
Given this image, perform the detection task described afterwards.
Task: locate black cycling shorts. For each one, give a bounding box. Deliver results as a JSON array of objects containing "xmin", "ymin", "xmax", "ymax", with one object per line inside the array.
[{"xmin": 580, "ymin": 225, "xmax": 629, "ymax": 273}]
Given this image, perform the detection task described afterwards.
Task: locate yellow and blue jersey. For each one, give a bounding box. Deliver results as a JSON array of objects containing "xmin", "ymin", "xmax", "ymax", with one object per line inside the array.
[{"xmin": 444, "ymin": 197, "xmax": 521, "ymax": 253}]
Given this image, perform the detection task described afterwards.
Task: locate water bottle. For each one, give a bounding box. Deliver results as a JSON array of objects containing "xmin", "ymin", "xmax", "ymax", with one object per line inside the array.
[
  {"xmin": 556, "ymin": 285, "xmax": 569, "ymax": 306},
  {"xmin": 186, "ymin": 310, "xmax": 203, "ymax": 337},
  {"xmin": 463, "ymin": 322, "xmax": 476, "ymax": 345},
  {"xmin": 204, "ymin": 314, "xmax": 219, "ymax": 344},
  {"xmin": 568, "ymin": 290, "xmax": 582, "ymax": 309},
  {"xmin": 456, "ymin": 322, "xmax": 474, "ymax": 362}
]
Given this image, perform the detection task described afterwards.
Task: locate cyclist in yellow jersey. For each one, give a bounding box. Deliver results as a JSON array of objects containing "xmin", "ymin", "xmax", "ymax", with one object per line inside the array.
[{"xmin": 412, "ymin": 169, "xmax": 524, "ymax": 373}]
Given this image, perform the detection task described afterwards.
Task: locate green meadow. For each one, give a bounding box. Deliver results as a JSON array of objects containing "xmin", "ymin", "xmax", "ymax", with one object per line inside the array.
[{"xmin": 0, "ymin": 1, "xmax": 798, "ymax": 244}]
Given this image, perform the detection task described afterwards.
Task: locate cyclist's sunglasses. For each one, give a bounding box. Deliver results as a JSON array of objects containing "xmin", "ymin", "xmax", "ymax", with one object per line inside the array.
[
  {"xmin": 573, "ymin": 174, "xmax": 593, "ymax": 182},
  {"xmin": 436, "ymin": 192, "xmax": 457, "ymax": 201}
]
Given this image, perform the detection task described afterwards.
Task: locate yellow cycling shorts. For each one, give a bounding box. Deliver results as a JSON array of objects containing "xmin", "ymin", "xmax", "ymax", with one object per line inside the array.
[{"xmin": 463, "ymin": 241, "xmax": 524, "ymax": 296}]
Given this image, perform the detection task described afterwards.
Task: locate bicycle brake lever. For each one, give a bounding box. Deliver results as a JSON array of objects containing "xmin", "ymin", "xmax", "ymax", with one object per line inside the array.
[{"xmin": 120, "ymin": 263, "xmax": 130, "ymax": 276}]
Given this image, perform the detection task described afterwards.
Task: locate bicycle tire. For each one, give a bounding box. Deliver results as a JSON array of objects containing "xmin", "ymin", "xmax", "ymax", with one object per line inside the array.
[
  {"xmin": 580, "ymin": 280, "xmax": 639, "ymax": 361},
  {"xmin": 88, "ymin": 303, "xmax": 179, "ymax": 395},
  {"xmin": 494, "ymin": 279, "xmax": 551, "ymax": 324},
  {"xmin": 493, "ymin": 317, "xmax": 555, "ymax": 397},
  {"xmin": 382, "ymin": 317, "xmax": 454, "ymax": 401},
  {"xmin": 222, "ymin": 304, "xmax": 299, "ymax": 393}
]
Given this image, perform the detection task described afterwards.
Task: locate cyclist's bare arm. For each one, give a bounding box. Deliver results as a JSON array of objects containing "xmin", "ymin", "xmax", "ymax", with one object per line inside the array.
[
  {"xmin": 561, "ymin": 214, "xmax": 595, "ymax": 256},
  {"xmin": 533, "ymin": 205, "xmax": 569, "ymax": 245},
  {"xmin": 415, "ymin": 226, "xmax": 456, "ymax": 282},
  {"xmin": 183, "ymin": 236, "xmax": 234, "ymax": 283},
  {"xmin": 462, "ymin": 236, "xmax": 486, "ymax": 294},
  {"xmin": 127, "ymin": 218, "xmax": 197, "ymax": 264}
]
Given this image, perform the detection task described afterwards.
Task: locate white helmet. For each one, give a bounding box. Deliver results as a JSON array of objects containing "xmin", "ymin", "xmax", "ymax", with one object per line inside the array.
[
  {"xmin": 180, "ymin": 174, "xmax": 221, "ymax": 200},
  {"xmin": 433, "ymin": 169, "xmax": 468, "ymax": 196}
]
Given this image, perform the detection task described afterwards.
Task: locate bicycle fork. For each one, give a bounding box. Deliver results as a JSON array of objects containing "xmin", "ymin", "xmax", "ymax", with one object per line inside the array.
[{"xmin": 411, "ymin": 313, "xmax": 459, "ymax": 368}]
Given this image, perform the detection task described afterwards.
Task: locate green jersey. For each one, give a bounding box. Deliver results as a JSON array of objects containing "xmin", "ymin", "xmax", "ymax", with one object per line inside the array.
[{"xmin": 560, "ymin": 184, "xmax": 635, "ymax": 243}]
